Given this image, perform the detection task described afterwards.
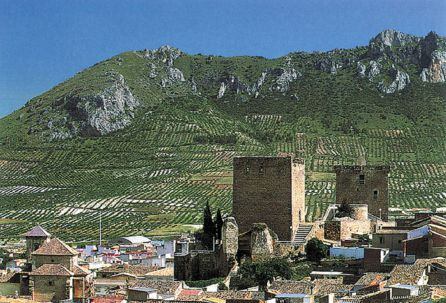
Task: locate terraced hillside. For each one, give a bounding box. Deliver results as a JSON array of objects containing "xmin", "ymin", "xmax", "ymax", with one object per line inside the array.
[{"xmin": 0, "ymin": 30, "xmax": 445, "ymax": 242}]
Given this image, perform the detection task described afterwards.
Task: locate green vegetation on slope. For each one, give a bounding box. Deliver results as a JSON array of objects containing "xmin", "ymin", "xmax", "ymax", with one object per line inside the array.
[{"xmin": 0, "ymin": 31, "xmax": 445, "ymax": 241}]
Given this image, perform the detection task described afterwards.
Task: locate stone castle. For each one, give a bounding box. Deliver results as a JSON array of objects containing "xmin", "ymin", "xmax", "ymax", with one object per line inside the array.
[
  {"xmin": 232, "ymin": 156, "xmax": 306, "ymax": 241},
  {"xmin": 334, "ymin": 165, "xmax": 390, "ymax": 221}
]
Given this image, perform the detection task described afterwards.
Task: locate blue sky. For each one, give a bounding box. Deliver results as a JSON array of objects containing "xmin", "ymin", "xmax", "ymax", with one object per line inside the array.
[{"xmin": 0, "ymin": 0, "xmax": 445, "ymax": 117}]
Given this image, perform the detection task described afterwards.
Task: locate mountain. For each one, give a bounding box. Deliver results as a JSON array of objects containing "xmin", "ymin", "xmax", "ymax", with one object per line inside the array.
[{"xmin": 0, "ymin": 30, "xmax": 445, "ymax": 242}]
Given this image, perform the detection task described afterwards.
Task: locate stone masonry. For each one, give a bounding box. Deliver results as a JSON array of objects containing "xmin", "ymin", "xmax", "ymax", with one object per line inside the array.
[
  {"xmin": 232, "ymin": 156, "xmax": 305, "ymax": 241},
  {"xmin": 334, "ymin": 165, "xmax": 390, "ymax": 221}
]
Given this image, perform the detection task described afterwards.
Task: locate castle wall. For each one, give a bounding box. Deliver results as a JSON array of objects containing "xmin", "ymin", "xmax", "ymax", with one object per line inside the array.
[
  {"xmin": 335, "ymin": 165, "xmax": 390, "ymax": 221},
  {"xmin": 173, "ymin": 247, "xmax": 230, "ymax": 281},
  {"xmin": 292, "ymin": 160, "xmax": 306, "ymax": 235},
  {"xmin": 232, "ymin": 156, "xmax": 305, "ymax": 241},
  {"xmin": 325, "ymin": 219, "xmax": 371, "ymax": 241}
]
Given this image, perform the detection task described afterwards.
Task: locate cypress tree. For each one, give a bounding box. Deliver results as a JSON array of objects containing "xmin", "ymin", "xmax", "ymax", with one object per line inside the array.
[
  {"xmin": 203, "ymin": 201, "xmax": 215, "ymax": 247},
  {"xmin": 215, "ymin": 208, "xmax": 224, "ymax": 240}
]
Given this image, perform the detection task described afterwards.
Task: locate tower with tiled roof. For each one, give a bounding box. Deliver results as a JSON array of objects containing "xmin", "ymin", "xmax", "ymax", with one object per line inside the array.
[
  {"xmin": 23, "ymin": 226, "xmax": 51, "ymax": 262},
  {"xmin": 27, "ymin": 236, "xmax": 92, "ymax": 302}
]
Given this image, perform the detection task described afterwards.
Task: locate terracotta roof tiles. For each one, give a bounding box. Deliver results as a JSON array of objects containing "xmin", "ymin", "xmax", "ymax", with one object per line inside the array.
[
  {"xmin": 355, "ymin": 273, "xmax": 388, "ymax": 286},
  {"xmin": 268, "ymin": 280, "xmax": 312, "ymax": 294},
  {"xmin": 31, "ymin": 238, "xmax": 78, "ymax": 256},
  {"xmin": 29, "ymin": 264, "xmax": 73, "ymax": 276},
  {"xmin": 23, "ymin": 226, "xmax": 51, "ymax": 237},
  {"xmin": 129, "ymin": 280, "xmax": 182, "ymax": 295},
  {"xmin": 72, "ymin": 264, "xmax": 91, "ymax": 276},
  {"xmin": 98, "ymin": 264, "xmax": 157, "ymax": 276},
  {"xmin": 387, "ymin": 258, "xmax": 446, "ymax": 285}
]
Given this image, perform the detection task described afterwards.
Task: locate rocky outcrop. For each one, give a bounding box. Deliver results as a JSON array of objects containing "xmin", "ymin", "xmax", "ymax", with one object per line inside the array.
[
  {"xmin": 369, "ymin": 29, "xmax": 420, "ymax": 58},
  {"xmin": 144, "ymin": 45, "xmax": 183, "ymax": 66},
  {"xmin": 357, "ymin": 62, "xmax": 366, "ymax": 78},
  {"xmin": 377, "ymin": 68, "xmax": 410, "ymax": 94},
  {"xmin": 357, "ymin": 59, "xmax": 410, "ymax": 94},
  {"xmin": 420, "ymin": 51, "xmax": 446, "ymax": 83},
  {"xmin": 270, "ymin": 67, "xmax": 301, "ymax": 93},
  {"xmin": 64, "ymin": 73, "xmax": 139, "ymax": 137},
  {"xmin": 250, "ymin": 72, "xmax": 267, "ymax": 97},
  {"xmin": 217, "ymin": 75, "xmax": 248, "ymax": 99},
  {"xmin": 316, "ymin": 58, "xmax": 343, "ymax": 74},
  {"xmin": 367, "ymin": 61, "xmax": 381, "ymax": 79},
  {"xmin": 420, "ymin": 50, "xmax": 446, "ymax": 83},
  {"xmin": 161, "ymin": 67, "xmax": 186, "ymax": 87}
]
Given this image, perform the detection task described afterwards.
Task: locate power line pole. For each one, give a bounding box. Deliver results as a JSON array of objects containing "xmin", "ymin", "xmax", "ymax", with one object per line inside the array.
[{"xmin": 99, "ymin": 211, "xmax": 102, "ymax": 247}]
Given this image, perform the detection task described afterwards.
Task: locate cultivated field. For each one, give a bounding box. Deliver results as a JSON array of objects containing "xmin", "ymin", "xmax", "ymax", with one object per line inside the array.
[{"xmin": 0, "ymin": 111, "xmax": 444, "ymax": 242}]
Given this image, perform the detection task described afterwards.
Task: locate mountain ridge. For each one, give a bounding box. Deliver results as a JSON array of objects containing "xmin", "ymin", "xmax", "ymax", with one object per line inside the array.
[
  {"xmin": 2, "ymin": 29, "xmax": 444, "ymax": 142},
  {"xmin": 0, "ymin": 30, "xmax": 444, "ymax": 241}
]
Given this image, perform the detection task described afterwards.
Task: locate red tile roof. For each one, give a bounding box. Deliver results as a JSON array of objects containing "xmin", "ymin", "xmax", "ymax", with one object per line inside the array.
[
  {"xmin": 31, "ymin": 238, "xmax": 78, "ymax": 256},
  {"xmin": 29, "ymin": 264, "xmax": 73, "ymax": 276},
  {"xmin": 73, "ymin": 264, "xmax": 91, "ymax": 276},
  {"xmin": 23, "ymin": 226, "xmax": 51, "ymax": 237}
]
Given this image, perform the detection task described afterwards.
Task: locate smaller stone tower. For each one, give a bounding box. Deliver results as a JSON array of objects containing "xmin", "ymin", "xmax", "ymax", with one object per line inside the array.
[{"xmin": 334, "ymin": 165, "xmax": 390, "ymax": 221}]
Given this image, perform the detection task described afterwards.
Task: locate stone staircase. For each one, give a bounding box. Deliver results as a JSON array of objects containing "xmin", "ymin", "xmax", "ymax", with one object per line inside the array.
[{"xmin": 293, "ymin": 224, "xmax": 313, "ymax": 245}]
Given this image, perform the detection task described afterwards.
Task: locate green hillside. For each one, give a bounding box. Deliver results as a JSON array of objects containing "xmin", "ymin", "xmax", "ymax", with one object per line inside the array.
[{"xmin": 0, "ymin": 30, "xmax": 445, "ymax": 242}]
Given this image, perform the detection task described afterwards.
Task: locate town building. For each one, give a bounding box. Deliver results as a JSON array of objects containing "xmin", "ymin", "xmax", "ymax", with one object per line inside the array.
[{"xmin": 25, "ymin": 234, "xmax": 92, "ymax": 302}]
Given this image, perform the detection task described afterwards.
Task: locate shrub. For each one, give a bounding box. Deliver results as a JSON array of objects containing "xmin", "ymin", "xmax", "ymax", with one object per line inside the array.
[
  {"xmin": 335, "ymin": 201, "xmax": 354, "ymax": 218},
  {"xmin": 305, "ymin": 238, "xmax": 329, "ymax": 263}
]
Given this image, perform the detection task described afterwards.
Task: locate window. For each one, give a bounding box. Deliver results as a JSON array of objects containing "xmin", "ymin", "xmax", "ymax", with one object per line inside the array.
[
  {"xmin": 379, "ymin": 236, "xmax": 384, "ymax": 244},
  {"xmin": 259, "ymin": 163, "xmax": 264, "ymax": 174},
  {"xmin": 245, "ymin": 165, "xmax": 250, "ymax": 174},
  {"xmin": 359, "ymin": 174, "xmax": 365, "ymax": 185},
  {"xmin": 373, "ymin": 190, "xmax": 379, "ymax": 199},
  {"xmin": 48, "ymin": 280, "xmax": 54, "ymax": 286}
]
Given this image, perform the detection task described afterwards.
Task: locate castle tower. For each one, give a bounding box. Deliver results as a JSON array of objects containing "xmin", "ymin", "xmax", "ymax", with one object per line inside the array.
[
  {"xmin": 23, "ymin": 226, "xmax": 51, "ymax": 262},
  {"xmin": 334, "ymin": 165, "xmax": 390, "ymax": 221},
  {"xmin": 232, "ymin": 156, "xmax": 305, "ymax": 241}
]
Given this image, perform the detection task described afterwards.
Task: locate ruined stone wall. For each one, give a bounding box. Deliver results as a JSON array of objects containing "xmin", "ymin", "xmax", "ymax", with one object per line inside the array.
[
  {"xmin": 174, "ymin": 253, "xmax": 192, "ymax": 281},
  {"xmin": 324, "ymin": 221, "xmax": 341, "ymax": 241},
  {"xmin": 191, "ymin": 251, "xmax": 220, "ymax": 280},
  {"xmin": 250, "ymin": 223, "xmax": 276, "ymax": 260},
  {"xmin": 222, "ymin": 217, "xmax": 238, "ymax": 256},
  {"xmin": 233, "ymin": 156, "xmax": 305, "ymax": 241},
  {"xmin": 340, "ymin": 220, "xmax": 372, "ymax": 239},
  {"xmin": 335, "ymin": 165, "xmax": 390, "ymax": 221},
  {"xmin": 173, "ymin": 247, "xmax": 232, "ymax": 281}
]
